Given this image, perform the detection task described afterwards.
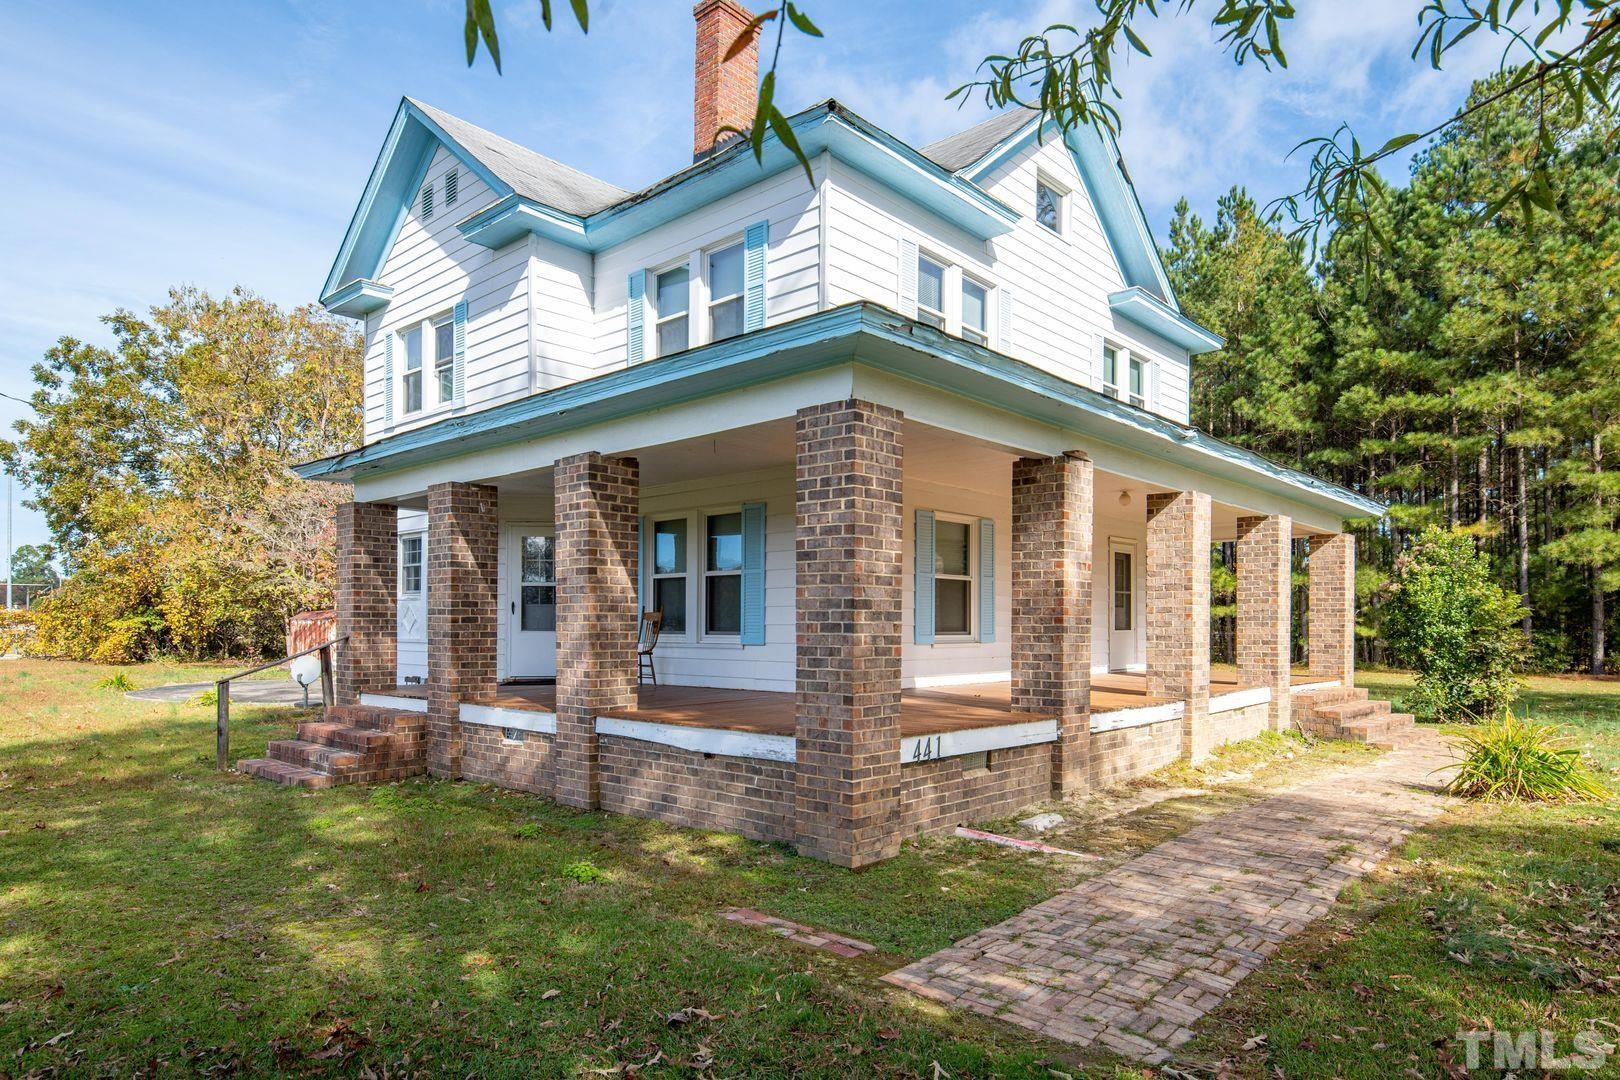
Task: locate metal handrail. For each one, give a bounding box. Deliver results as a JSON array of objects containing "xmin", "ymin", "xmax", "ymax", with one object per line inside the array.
[{"xmin": 215, "ymin": 634, "xmax": 349, "ymax": 770}]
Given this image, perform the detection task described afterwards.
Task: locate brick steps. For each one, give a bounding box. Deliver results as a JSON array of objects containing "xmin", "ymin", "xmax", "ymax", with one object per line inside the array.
[
  {"xmin": 1294, "ymin": 688, "xmax": 1416, "ymax": 748},
  {"xmin": 238, "ymin": 702, "xmax": 425, "ymax": 789}
]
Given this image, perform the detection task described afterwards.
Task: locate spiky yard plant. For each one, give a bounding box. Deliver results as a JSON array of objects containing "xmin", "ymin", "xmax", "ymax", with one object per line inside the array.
[{"xmin": 1443, "ymin": 714, "xmax": 1609, "ymax": 803}]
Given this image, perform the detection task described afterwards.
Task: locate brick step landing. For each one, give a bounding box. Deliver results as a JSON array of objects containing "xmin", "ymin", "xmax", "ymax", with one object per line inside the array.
[
  {"xmin": 1294, "ymin": 688, "xmax": 1415, "ymax": 748},
  {"xmin": 238, "ymin": 703, "xmax": 426, "ymax": 789}
]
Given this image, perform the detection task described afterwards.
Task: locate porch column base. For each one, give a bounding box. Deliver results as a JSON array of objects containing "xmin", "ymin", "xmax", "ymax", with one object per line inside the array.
[
  {"xmin": 554, "ymin": 453, "xmax": 640, "ymax": 810},
  {"xmin": 335, "ymin": 502, "xmax": 398, "ymax": 705},
  {"xmin": 1308, "ymin": 533, "xmax": 1356, "ymax": 687},
  {"xmin": 792, "ymin": 399, "xmax": 904, "ymax": 868},
  {"xmin": 1236, "ymin": 514, "xmax": 1293, "ymax": 732},
  {"xmin": 427, "ymin": 482, "xmax": 499, "ymax": 780},
  {"xmin": 1146, "ymin": 490, "xmax": 1213, "ymax": 763},
  {"xmin": 1011, "ymin": 452, "xmax": 1093, "ymax": 799}
]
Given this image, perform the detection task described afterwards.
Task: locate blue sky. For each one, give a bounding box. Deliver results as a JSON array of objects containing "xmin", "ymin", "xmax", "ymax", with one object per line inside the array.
[{"xmin": 0, "ymin": 0, "xmax": 1530, "ymax": 558}]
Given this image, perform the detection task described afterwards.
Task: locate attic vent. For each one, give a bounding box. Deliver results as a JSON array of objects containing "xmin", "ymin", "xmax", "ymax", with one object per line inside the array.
[
  {"xmin": 444, "ymin": 168, "xmax": 458, "ymax": 207},
  {"xmin": 419, "ymin": 182, "xmax": 434, "ymax": 220}
]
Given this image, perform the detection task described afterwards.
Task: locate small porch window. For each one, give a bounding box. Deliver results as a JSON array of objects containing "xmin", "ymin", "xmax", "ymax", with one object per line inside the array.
[
  {"xmin": 933, "ymin": 517, "xmax": 974, "ymax": 637},
  {"xmin": 400, "ymin": 535, "xmax": 424, "ymax": 595},
  {"xmin": 704, "ymin": 512, "xmax": 743, "ymax": 636},
  {"xmin": 655, "ymin": 265, "xmax": 690, "ymax": 356},
  {"xmin": 651, "ymin": 518, "xmax": 688, "ymax": 635}
]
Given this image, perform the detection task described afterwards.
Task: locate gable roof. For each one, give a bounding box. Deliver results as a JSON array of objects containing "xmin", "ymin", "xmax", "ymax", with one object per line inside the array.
[
  {"xmin": 920, "ymin": 108, "xmax": 1039, "ymax": 171},
  {"xmin": 406, "ymin": 99, "xmax": 630, "ymax": 216}
]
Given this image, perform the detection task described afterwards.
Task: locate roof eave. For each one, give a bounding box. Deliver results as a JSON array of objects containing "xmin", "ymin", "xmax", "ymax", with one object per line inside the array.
[{"xmin": 1108, "ymin": 287, "xmax": 1223, "ymax": 354}]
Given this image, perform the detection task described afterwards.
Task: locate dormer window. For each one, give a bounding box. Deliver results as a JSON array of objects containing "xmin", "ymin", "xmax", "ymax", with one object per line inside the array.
[
  {"xmin": 1035, "ymin": 177, "xmax": 1064, "ymax": 234},
  {"xmin": 655, "ymin": 265, "xmax": 691, "ymax": 355}
]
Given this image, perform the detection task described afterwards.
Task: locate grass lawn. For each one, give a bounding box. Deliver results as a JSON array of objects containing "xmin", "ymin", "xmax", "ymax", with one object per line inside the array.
[
  {"xmin": 2, "ymin": 660, "xmax": 1616, "ymax": 1077},
  {"xmin": 1184, "ymin": 672, "xmax": 1620, "ymax": 1078}
]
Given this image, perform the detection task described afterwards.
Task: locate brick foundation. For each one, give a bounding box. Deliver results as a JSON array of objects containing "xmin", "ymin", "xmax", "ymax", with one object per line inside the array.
[
  {"xmin": 599, "ymin": 736, "xmax": 796, "ymax": 844},
  {"xmin": 427, "ymin": 482, "xmax": 499, "ymax": 779},
  {"xmin": 793, "ymin": 399, "xmax": 904, "ymax": 868},
  {"xmin": 554, "ymin": 453, "xmax": 640, "ymax": 810},
  {"xmin": 461, "ymin": 724, "xmax": 555, "ymax": 794},
  {"xmin": 1089, "ymin": 718, "xmax": 1182, "ymax": 787},
  {"xmin": 1012, "ymin": 453, "xmax": 1093, "ymax": 799},
  {"xmin": 1308, "ymin": 533, "xmax": 1356, "ymax": 686},
  {"xmin": 1208, "ymin": 699, "xmax": 1270, "ymax": 746},
  {"xmin": 1236, "ymin": 514, "xmax": 1293, "ymax": 731},
  {"xmin": 335, "ymin": 502, "xmax": 397, "ymax": 705},
  {"xmin": 1146, "ymin": 491, "xmax": 1213, "ymax": 762},
  {"xmin": 898, "ymin": 745, "xmax": 1051, "ymax": 837}
]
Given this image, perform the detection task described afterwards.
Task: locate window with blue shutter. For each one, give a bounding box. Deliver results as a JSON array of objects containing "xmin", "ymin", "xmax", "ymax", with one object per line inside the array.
[
  {"xmin": 743, "ymin": 220, "xmax": 768, "ymax": 333},
  {"xmin": 626, "ymin": 270, "xmax": 646, "ymax": 364},
  {"xmin": 914, "ymin": 509, "xmax": 935, "ymax": 645},
  {"xmin": 382, "ymin": 333, "xmax": 395, "ymax": 425},
  {"xmin": 451, "ymin": 300, "xmax": 467, "ymax": 405},
  {"xmin": 740, "ymin": 502, "xmax": 766, "ymax": 645},
  {"xmin": 978, "ymin": 518, "xmax": 996, "ymax": 643}
]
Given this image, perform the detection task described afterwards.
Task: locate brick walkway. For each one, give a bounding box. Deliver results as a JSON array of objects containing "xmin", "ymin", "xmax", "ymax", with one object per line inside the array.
[{"xmin": 883, "ymin": 730, "xmax": 1454, "ymax": 1063}]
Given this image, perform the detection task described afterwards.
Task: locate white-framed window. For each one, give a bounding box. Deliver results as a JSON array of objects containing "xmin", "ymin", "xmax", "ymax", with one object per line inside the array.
[
  {"xmin": 654, "ymin": 263, "xmax": 690, "ymax": 356},
  {"xmin": 933, "ymin": 514, "xmax": 976, "ymax": 638},
  {"xmin": 433, "ymin": 314, "xmax": 455, "ymax": 404},
  {"xmin": 961, "ymin": 277, "xmax": 989, "ymax": 346},
  {"xmin": 401, "ymin": 325, "xmax": 424, "ymax": 413},
  {"xmin": 916, "ymin": 253, "xmax": 947, "ymax": 329},
  {"xmin": 707, "ymin": 241, "xmax": 745, "ymax": 343},
  {"xmin": 1127, "ymin": 354, "xmax": 1146, "ymax": 408},
  {"xmin": 400, "ymin": 534, "xmax": 424, "ymax": 595},
  {"xmin": 1035, "ymin": 175, "xmax": 1066, "ymax": 234},
  {"xmin": 703, "ymin": 511, "xmax": 743, "ymax": 636},
  {"xmin": 650, "ymin": 517, "xmax": 689, "ymax": 636},
  {"xmin": 1113, "ymin": 547, "xmax": 1134, "ymax": 631},
  {"xmin": 1101, "ymin": 342, "xmax": 1120, "ymax": 399}
]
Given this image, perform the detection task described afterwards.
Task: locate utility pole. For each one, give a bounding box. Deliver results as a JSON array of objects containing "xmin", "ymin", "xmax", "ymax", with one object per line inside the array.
[{"xmin": 5, "ymin": 472, "xmax": 11, "ymax": 612}]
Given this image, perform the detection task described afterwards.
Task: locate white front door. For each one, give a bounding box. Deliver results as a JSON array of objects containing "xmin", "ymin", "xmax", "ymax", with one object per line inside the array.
[
  {"xmin": 1108, "ymin": 539, "xmax": 1140, "ymax": 671},
  {"xmin": 506, "ymin": 526, "xmax": 557, "ymax": 679}
]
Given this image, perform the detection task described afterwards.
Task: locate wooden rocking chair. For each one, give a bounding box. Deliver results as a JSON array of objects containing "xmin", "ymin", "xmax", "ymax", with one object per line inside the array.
[{"xmin": 637, "ymin": 610, "xmax": 663, "ymax": 686}]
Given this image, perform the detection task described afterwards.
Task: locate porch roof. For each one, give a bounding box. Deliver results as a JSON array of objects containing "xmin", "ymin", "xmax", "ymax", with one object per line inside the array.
[{"xmin": 294, "ymin": 302, "xmax": 1383, "ymax": 522}]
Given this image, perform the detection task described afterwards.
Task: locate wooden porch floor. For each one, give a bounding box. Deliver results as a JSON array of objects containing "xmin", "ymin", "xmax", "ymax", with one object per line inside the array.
[{"xmin": 381, "ymin": 671, "xmax": 1321, "ymax": 738}]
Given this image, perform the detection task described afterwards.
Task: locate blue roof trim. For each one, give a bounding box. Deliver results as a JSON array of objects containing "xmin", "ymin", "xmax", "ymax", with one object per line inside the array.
[
  {"xmin": 321, "ymin": 278, "xmax": 394, "ymax": 318},
  {"xmin": 455, "ymin": 103, "xmax": 1017, "ymax": 254},
  {"xmin": 321, "ymin": 99, "xmax": 517, "ymax": 304},
  {"xmin": 295, "ymin": 302, "xmax": 1380, "ymax": 519},
  {"xmin": 959, "ymin": 115, "xmax": 1177, "ymax": 307},
  {"xmin": 1108, "ymin": 287, "xmax": 1222, "ymax": 354}
]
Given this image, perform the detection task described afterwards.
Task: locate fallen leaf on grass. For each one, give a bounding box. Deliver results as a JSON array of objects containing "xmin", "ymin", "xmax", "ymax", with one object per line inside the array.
[{"xmin": 540, "ymin": 989, "xmax": 562, "ymax": 1001}]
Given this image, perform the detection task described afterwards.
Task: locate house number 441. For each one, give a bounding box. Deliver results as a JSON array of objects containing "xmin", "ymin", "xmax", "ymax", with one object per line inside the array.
[{"xmin": 910, "ymin": 735, "xmax": 943, "ymax": 762}]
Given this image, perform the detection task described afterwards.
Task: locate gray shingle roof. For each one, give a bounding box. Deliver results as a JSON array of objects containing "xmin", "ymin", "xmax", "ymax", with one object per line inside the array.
[
  {"xmin": 409, "ymin": 98, "xmax": 632, "ymax": 217},
  {"xmin": 920, "ymin": 108, "xmax": 1039, "ymax": 172}
]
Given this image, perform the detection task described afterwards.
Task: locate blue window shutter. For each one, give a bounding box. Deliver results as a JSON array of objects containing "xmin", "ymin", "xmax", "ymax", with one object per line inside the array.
[
  {"xmin": 626, "ymin": 270, "xmax": 646, "ymax": 364},
  {"xmin": 638, "ymin": 515, "xmax": 649, "ymax": 616},
  {"xmin": 743, "ymin": 220, "xmax": 769, "ymax": 332},
  {"xmin": 997, "ymin": 287, "xmax": 1014, "ymax": 352},
  {"xmin": 740, "ymin": 501, "xmax": 766, "ymax": 645},
  {"xmin": 978, "ymin": 518, "xmax": 996, "ymax": 643},
  {"xmin": 915, "ymin": 509, "xmax": 936, "ymax": 645},
  {"xmin": 897, "ymin": 238, "xmax": 919, "ymax": 318},
  {"xmin": 382, "ymin": 333, "xmax": 394, "ymax": 425},
  {"xmin": 452, "ymin": 300, "xmax": 467, "ymax": 405}
]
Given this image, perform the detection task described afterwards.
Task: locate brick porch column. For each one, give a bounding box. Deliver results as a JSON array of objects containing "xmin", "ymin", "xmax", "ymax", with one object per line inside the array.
[
  {"xmin": 1308, "ymin": 532, "xmax": 1356, "ymax": 686},
  {"xmin": 1236, "ymin": 514, "xmax": 1293, "ymax": 732},
  {"xmin": 1012, "ymin": 452, "xmax": 1093, "ymax": 799},
  {"xmin": 335, "ymin": 501, "xmax": 397, "ymax": 705},
  {"xmin": 426, "ymin": 482, "xmax": 499, "ymax": 779},
  {"xmin": 553, "ymin": 452, "xmax": 640, "ymax": 810},
  {"xmin": 1146, "ymin": 490, "xmax": 1213, "ymax": 762},
  {"xmin": 793, "ymin": 399, "xmax": 904, "ymax": 868}
]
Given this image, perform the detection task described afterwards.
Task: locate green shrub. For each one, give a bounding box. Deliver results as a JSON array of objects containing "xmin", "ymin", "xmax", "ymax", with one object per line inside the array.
[
  {"xmin": 0, "ymin": 610, "xmax": 35, "ymax": 656},
  {"xmin": 1443, "ymin": 714, "xmax": 1609, "ymax": 802},
  {"xmin": 1379, "ymin": 526, "xmax": 1527, "ymax": 721},
  {"xmin": 96, "ymin": 672, "xmax": 137, "ymax": 692},
  {"xmin": 559, "ymin": 860, "xmax": 606, "ymax": 884}
]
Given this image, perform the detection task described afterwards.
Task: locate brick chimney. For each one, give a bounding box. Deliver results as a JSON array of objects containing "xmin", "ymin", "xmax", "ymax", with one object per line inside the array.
[{"xmin": 692, "ymin": 0, "xmax": 760, "ymax": 161}]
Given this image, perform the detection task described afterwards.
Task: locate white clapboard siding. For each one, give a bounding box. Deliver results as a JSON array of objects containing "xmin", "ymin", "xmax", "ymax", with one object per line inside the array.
[
  {"xmin": 901, "ymin": 476, "xmax": 1012, "ymax": 687},
  {"xmin": 591, "ymin": 167, "xmax": 822, "ymax": 374}
]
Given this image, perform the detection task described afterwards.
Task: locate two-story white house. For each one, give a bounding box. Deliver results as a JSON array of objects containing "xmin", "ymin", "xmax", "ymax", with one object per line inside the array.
[{"xmin": 252, "ymin": 0, "xmax": 1389, "ymax": 867}]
